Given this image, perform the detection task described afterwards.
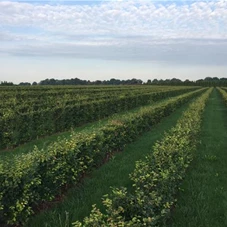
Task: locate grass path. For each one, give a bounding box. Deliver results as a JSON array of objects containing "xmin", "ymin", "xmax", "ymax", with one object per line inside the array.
[
  {"xmin": 170, "ymin": 88, "xmax": 227, "ymax": 227},
  {"xmin": 26, "ymin": 96, "xmax": 193, "ymax": 227}
]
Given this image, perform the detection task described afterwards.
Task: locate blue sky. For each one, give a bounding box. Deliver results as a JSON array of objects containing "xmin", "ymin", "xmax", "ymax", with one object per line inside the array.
[{"xmin": 0, "ymin": 0, "xmax": 227, "ymax": 84}]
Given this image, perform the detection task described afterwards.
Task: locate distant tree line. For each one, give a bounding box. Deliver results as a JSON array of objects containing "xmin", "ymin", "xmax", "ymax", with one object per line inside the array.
[
  {"xmin": 37, "ymin": 78, "xmax": 143, "ymax": 86},
  {"xmin": 147, "ymin": 77, "xmax": 227, "ymax": 87},
  {"xmin": 0, "ymin": 81, "xmax": 14, "ymax": 86},
  {"xmin": 1, "ymin": 77, "xmax": 227, "ymax": 87}
]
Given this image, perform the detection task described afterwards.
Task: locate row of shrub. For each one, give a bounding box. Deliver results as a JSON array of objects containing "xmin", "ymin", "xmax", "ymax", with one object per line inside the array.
[
  {"xmin": 0, "ymin": 88, "xmax": 205, "ymax": 225},
  {"xmin": 0, "ymin": 85, "xmax": 165, "ymax": 103},
  {"xmin": 73, "ymin": 88, "xmax": 212, "ymax": 227},
  {"xmin": 0, "ymin": 87, "xmax": 198, "ymax": 149},
  {"xmin": 218, "ymin": 87, "xmax": 227, "ymax": 105},
  {"xmin": 0, "ymin": 87, "xmax": 183, "ymax": 111},
  {"xmin": 0, "ymin": 86, "xmax": 154, "ymax": 108}
]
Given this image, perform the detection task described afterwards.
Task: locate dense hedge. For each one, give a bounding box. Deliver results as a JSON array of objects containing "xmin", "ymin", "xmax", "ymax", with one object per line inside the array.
[
  {"xmin": 0, "ymin": 86, "xmax": 181, "ymax": 108},
  {"xmin": 0, "ymin": 88, "xmax": 205, "ymax": 225},
  {"xmin": 218, "ymin": 87, "xmax": 227, "ymax": 105},
  {"xmin": 73, "ymin": 88, "xmax": 212, "ymax": 227},
  {"xmin": 0, "ymin": 87, "xmax": 197, "ymax": 149}
]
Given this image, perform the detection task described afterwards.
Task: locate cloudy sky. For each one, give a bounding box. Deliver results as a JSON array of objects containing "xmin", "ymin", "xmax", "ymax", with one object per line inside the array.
[{"xmin": 0, "ymin": 0, "xmax": 227, "ymax": 84}]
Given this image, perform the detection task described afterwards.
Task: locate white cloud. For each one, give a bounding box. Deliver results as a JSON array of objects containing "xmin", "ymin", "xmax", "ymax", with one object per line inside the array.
[
  {"xmin": 0, "ymin": 0, "xmax": 227, "ymax": 37},
  {"xmin": 0, "ymin": 0, "xmax": 227, "ymax": 65}
]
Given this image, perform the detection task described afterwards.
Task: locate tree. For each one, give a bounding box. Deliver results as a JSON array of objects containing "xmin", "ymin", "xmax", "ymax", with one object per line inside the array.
[
  {"xmin": 19, "ymin": 82, "xmax": 31, "ymax": 86},
  {"xmin": 146, "ymin": 79, "xmax": 152, "ymax": 85},
  {"xmin": 0, "ymin": 81, "xmax": 14, "ymax": 86}
]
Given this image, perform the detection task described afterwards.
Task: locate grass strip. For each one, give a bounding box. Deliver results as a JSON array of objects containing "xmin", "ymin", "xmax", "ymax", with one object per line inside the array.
[{"xmin": 170, "ymin": 88, "xmax": 227, "ymax": 227}]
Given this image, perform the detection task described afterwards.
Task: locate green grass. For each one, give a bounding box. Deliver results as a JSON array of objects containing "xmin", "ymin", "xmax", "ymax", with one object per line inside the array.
[
  {"xmin": 170, "ymin": 88, "xmax": 227, "ymax": 227},
  {"xmin": 26, "ymin": 95, "xmax": 193, "ymax": 227}
]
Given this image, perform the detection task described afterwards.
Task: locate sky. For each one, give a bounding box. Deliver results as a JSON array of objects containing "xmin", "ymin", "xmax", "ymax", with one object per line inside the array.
[{"xmin": 0, "ymin": 0, "xmax": 227, "ymax": 84}]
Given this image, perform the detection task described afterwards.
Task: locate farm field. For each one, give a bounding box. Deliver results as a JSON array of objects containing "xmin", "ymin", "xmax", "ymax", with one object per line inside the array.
[
  {"xmin": 0, "ymin": 85, "xmax": 227, "ymax": 226},
  {"xmin": 26, "ymin": 88, "xmax": 198, "ymax": 227},
  {"xmin": 0, "ymin": 85, "xmax": 197, "ymax": 150}
]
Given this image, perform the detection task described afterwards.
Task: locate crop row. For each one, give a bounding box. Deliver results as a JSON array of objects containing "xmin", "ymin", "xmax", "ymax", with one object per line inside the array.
[
  {"xmin": 0, "ymin": 87, "xmax": 190, "ymax": 112},
  {"xmin": 218, "ymin": 87, "xmax": 227, "ymax": 105},
  {"xmin": 0, "ymin": 86, "xmax": 195, "ymax": 112},
  {"xmin": 0, "ymin": 88, "xmax": 205, "ymax": 225},
  {"xmin": 0, "ymin": 87, "xmax": 198, "ymax": 149},
  {"xmin": 0, "ymin": 85, "xmax": 170, "ymax": 101},
  {"xmin": 73, "ymin": 88, "xmax": 212, "ymax": 227},
  {"xmin": 1, "ymin": 86, "xmax": 159, "ymax": 110}
]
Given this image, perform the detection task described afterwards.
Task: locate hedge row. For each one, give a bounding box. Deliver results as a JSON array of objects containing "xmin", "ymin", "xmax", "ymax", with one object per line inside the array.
[
  {"xmin": 0, "ymin": 88, "xmax": 205, "ymax": 225},
  {"xmin": 73, "ymin": 88, "xmax": 212, "ymax": 227},
  {"xmin": 218, "ymin": 87, "xmax": 227, "ymax": 105},
  {"xmin": 0, "ymin": 87, "xmax": 197, "ymax": 149},
  {"xmin": 0, "ymin": 87, "xmax": 185, "ymax": 111},
  {"xmin": 0, "ymin": 86, "xmax": 153, "ymax": 108},
  {"xmin": 0, "ymin": 85, "xmax": 167, "ymax": 104}
]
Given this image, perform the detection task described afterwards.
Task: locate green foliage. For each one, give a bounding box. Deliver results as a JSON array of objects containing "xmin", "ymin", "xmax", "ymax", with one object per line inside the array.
[
  {"xmin": 0, "ymin": 88, "xmax": 205, "ymax": 225},
  {"xmin": 73, "ymin": 88, "xmax": 212, "ymax": 227},
  {"xmin": 0, "ymin": 86, "xmax": 198, "ymax": 149},
  {"xmin": 171, "ymin": 88, "xmax": 227, "ymax": 227},
  {"xmin": 217, "ymin": 87, "xmax": 227, "ymax": 106}
]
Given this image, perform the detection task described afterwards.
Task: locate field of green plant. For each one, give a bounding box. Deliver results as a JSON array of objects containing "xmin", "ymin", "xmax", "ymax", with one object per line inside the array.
[
  {"xmin": 0, "ymin": 85, "xmax": 197, "ymax": 150},
  {"xmin": 0, "ymin": 85, "xmax": 227, "ymax": 226}
]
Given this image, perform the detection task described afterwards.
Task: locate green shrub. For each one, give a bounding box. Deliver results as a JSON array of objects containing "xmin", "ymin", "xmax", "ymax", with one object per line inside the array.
[{"xmin": 73, "ymin": 88, "xmax": 212, "ymax": 227}]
